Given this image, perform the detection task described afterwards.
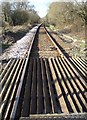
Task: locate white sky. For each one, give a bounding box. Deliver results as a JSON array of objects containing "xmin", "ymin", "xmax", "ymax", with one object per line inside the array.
[
  {"xmin": 29, "ymin": 0, "xmax": 52, "ymax": 18},
  {"xmin": 0, "ymin": 0, "xmax": 85, "ymax": 18}
]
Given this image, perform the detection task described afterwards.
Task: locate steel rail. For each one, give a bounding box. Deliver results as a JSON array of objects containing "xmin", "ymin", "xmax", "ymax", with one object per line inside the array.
[
  {"xmin": 0, "ymin": 59, "xmax": 19, "ymax": 99},
  {"xmin": 70, "ymin": 57, "xmax": 86, "ymax": 79},
  {"xmin": 48, "ymin": 58, "xmax": 69, "ymax": 113},
  {"xmin": 40, "ymin": 58, "xmax": 52, "ymax": 114},
  {"xmin": 61, "ymin": 57, "xmax": 87, "ymax": 100},
  {"xmin": 1, "ymin": 25, "xmax": 87, "ymax": 120},
  {"xmin": 10, "ymin": 24, "xmax": 41, "ymax": 120},
  {"xmin": 52, "ymin": 58, "xmax": 77, "ymax": 113},
  {"xmin": 20, "ymin": 26, "xmax": 87, "ymax": 118},
  {"xmin": 0, "ymin": 59, "xmax": 16, "ymax": 86},
  {"xmin": 58, "ymin": 57, "xmax": 87, "ymax": 111},
  {"xmin": 5, "ymin": 59, "xmax": 25, "ymax": 119},
  {"xmin": 75, "ymin": 57, "xmax": 87, "ymax": 70},
  {"xmin": 0, "ymin": 59, "xmax": 12, "ymax": 81},
  {"xmin": 45, "ymin": 27, "xmax": 87, "ymax": 86}
]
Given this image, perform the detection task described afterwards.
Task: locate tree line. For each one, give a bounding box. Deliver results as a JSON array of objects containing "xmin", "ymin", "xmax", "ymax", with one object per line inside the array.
[
  {"xmin": 42, "ymin": 0, "xmax": 87, "ymax": 32},
  {"xmin": 1, "ymin": 2, "xmax": 40, "ymax": 26}
]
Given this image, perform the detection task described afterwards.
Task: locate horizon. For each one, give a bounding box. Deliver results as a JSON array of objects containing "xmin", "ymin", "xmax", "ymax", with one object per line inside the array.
[{"xmin": 0, "ymin": 0, "xmax": 85, "ymax": 18}]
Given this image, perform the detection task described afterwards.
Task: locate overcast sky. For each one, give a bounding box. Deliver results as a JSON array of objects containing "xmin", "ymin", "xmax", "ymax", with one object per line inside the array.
[{"xmin": 0, "ymin": 0, "xmax": 85, "ymax": 18}]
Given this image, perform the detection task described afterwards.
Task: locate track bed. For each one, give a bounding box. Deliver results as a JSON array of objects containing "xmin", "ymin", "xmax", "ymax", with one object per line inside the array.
[{"xmin": 0, "ymin": 25, "xmax": 87, "ymax": 120}]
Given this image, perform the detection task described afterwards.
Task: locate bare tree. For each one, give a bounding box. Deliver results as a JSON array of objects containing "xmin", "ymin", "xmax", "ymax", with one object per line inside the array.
[{"xmin": 74, "ymin": 0, "xmax": 87, "ymax": 24}]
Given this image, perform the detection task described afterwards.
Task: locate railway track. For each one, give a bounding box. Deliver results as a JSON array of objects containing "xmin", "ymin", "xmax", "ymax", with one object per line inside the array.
[{"xmin": 0, "ymin": 25, "xmax": 87, "ymax": 120}]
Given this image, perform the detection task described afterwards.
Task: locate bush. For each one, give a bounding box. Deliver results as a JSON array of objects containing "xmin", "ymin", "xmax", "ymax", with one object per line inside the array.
[{"xmin": 11, "ymin": 10, "xmax": 29, "ymax": 25}]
